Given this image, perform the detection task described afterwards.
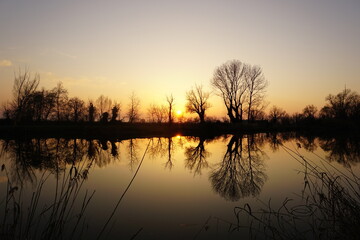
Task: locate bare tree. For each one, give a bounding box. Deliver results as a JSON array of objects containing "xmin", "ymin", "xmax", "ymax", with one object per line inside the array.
[
  {"xmin": 268, "ymin": 105, "xmax": 288, "ymax": 123},
  {"xmin": 320, "ymin": 88, "xmax": 360, "ymax": 120},
  {"xmin": 28, "ymin": 88, "xmax": 56, "ymax": 121},
  {"xmin": 96, "ymin": 95, "xmax": 112, "ymax": 120},
  {"xmin": 211, "ymin": 60, "xmax": 247, "ymax": 122},
  {"xmin": 53, "ymin": 81, "xmax": 68, "ymax": 121},
  {"xmin": 245, "ymin": 65, "xmax": 268, "ymax": 121},
  {"xmin": 67, "ymin": 97, "xmax": 85, "ymax": 122},
  {"xmin": 166, "ymin": 94, "xmax": 175, "ymax": 124},
  {"xmin": 126, "ymin": 92, "xmax": 140, "ymax": 123},
  {"xmin": 185, "ymin": 84, "xmax": 211, "ymax": 123},
  {"xmin": 302, "ymin": 104, "xmax": 318, "ymax": 119},
  {"xmin": 11, "ymin": 68, "xmax": 40, "ymax": 123}
]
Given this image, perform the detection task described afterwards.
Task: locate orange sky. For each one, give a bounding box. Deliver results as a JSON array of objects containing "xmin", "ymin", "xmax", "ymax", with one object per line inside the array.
[{"xmin": 1, "ymin": 0, "xmax": 359, "ymax": 119}]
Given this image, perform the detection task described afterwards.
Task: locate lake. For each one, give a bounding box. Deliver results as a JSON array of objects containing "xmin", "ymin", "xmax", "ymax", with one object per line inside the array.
[{"xmin": 1, "ymin": 133, "xmax": 359, "ymax": 239}]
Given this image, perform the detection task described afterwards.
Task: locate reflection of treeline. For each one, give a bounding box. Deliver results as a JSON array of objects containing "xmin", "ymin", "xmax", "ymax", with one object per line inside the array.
[
  {"xmin": 234, "ymin": 135, "xmax": 360, "ymax": 239},
  {"xmin": 0, "ymin": 138, "xmax": 122, "ymax": 185},
  {"xmin": 1, "ymin": 133, "xmax": 359, "ymax": 205}
]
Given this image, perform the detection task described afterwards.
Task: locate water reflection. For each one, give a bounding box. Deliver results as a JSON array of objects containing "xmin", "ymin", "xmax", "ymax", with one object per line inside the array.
[
  {"xmin": 210, "ymin": 135, "xmax": 267, "ymax": 201},
  {"xmin": 0, "ymin": 133, "xmax": 359, "ymax": 238},
  {"xmin": 319, "ymin": 136, "xmax": 360, "ymax": 167},
  {"xmin": 1, "ymin": 134, "xmax": 359, "ymax": 198},
  {"xmin": 184, "ymin": 136, "xmax": 210, "ymax": 176}
]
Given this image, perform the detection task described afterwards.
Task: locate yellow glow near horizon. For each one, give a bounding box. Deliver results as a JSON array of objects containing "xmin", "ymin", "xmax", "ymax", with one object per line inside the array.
[{"xmin": 176, "ymin": 110, "xmax": 182, "ymax": 116}]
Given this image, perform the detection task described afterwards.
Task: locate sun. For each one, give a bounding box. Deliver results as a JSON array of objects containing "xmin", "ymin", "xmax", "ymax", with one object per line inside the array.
[{"xmin": 176, "ymin": 110, "xmax": 182, "ymax": 116}]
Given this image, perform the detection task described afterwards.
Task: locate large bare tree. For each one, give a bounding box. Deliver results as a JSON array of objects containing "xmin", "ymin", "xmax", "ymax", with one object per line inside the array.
[
  {"xmin": 245, "ymin": 65, "xmax": 268, "ymax": 121},
  {"xmin": 185, "ymin": 84, "xmax": 211, "ymax": 123},
  {"xmin": 212, "ymin": 60, "xmax": 268, "ymax": 123},
  {"xmin": 211, "ymin": 60, "xmax": 247, "ymax": 122}
]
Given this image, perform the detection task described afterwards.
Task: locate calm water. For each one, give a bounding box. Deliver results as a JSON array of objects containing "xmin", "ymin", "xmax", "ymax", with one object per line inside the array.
[{"xmin": 0, "ymin": 133, "xmax": 359, "ymax": 239}]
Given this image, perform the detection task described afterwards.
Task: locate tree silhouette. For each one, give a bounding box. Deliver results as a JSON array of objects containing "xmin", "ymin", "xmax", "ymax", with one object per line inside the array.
[
  {"xmin": 88, "ymin": 102, "xmax": 96, "ymax": 122},
  {"xmin": 245, "ymin": 66, "xmax": 268, "ymax": 121},
  {"xmin": 11, "ymin": 68, "xmax": 40, "ymax": 123},
  {"xmin": 302, "ymin": 104, "xmax": 318, "ymax": 120},
  {"xmin": 53, "ymin": 81, "xmax": 68, "ymax": 121},
  {"xmin": 166, "ymin": 94, "xmax": 175, "ymax": 124},
  {"xmin": 320, "ymin": 88, "xmax": 360, "ymax": 120},
  {"xmin": 268, "ymin": 105, "xmax": 288, "ymax": 123},
  {"xmin": 211, "ymin": 60, "xmax": 247, "ymax": 123},
  {"xmin": 211, "ymin": 60, "xmax": 268, "ymax": 122},
  {"xmin": 126, "ymin": 92, "xmax": 140, "ymax": 123},
  {"xmin": 111, "ymin": 103, "xmax": 120, "ymax": 122},
  {"xmin": 67, "ymin": 97, "xmax": 85, "ymax": 122},
  {"xmin": 147, "ymin": 104, "xmax": 167, "ymax": 123},
  {"xmin": 185, "ymin": 85, "xmax": 211, "ymax": 123}
]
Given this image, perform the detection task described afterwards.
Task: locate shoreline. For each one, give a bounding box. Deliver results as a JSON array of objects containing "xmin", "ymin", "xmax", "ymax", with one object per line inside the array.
[{"xmin": 0, "ymin": 121, "xmax": 358, "ymax": 140}]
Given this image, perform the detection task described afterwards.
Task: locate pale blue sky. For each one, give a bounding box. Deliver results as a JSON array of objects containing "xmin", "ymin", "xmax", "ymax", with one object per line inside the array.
[{"xmin": 1, "ymin": 0, "xmax": 359, "ymax": 117}]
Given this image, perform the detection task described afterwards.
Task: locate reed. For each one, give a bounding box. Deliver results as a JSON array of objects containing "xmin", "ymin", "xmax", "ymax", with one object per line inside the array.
[
  {"xmin": 0, "ymin": 160, "xmax": 95, "ymax": 240},
  {"xmin": 233, "ymin": 142, "xmax": 360, "ymax": 239}
]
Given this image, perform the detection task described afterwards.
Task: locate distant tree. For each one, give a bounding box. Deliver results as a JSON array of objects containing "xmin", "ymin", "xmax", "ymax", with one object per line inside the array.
[
  {"xmin": 245, "ymin": 65, "xmax": 268, "ymax": 121},
  {"xmin": 25, "ymin": 88, "xmax": 57, "ymax": 121},
  {"xmin": 100, "ymin": 112, "xmax": 109, "ymax": 123},
  {"xmin": 67, "ymin": 97, "xmax": 85, "ymax": 122},
  {"xmin": 1, "ymin": 101, "xmax": 12, "ymax": 120},
  {"xmin": 111, "ymin": 103, "xmax": 120, "ymax": 122},
  {"xmin": 320, "ymin": 88, "xmax": 360, "ymax": 120},
  {"xmin": 185, "ymin": 85, "xmax": 211, "ymax": 123},
  {"xmin": 53, "ymin": 81, "xmax": 68, "ymax": 121},
  {"xmin": 147, "ymin": 104, "xmax": 167, "ymax": 123},
  {"xmin": 302, "ymin": 104, "xmax": 318, "ymax": 119},
  {"xmin": 166, "ymin": 94, "xmax": 175, "ymax": 124},
  {"xmin": 126, "ymin": 92, "xmax": 140, "ymax": 123},
  {"xmin": 88, "ymin": 102, "xmax": 96, "ymax": 122},
  {"xmin": 96, "ymin": 95, "xmax": 112, "ymax": 120},
  {"xmin": 268, "ymin": 106, "xmax": 288, "ymax": 123},
  {"xmin": 11, "ymin": 68, "xmax": 40, "ymax": 123}
]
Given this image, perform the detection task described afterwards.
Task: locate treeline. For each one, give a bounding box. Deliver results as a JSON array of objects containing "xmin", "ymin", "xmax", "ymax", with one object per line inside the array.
[
  {"xmin": 267, "ymin": 88, "xmax": 360, "ymax": 126},
  {"xmin": 1, "ymin": 60, "xmax": 360, "ymax": 127},
  {"xmin": 2, "ymin": 69, "xmax": 122, "ymax": 123}
]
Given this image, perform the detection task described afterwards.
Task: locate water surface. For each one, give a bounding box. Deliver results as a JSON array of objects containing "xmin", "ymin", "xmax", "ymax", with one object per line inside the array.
[{"xmin": 1, "ymin": 133, "xmax": 359, "ymax": 239}]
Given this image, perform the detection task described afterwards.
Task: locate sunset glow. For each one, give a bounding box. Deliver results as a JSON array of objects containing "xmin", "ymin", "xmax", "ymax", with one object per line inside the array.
[
  {"xmin": 0, "ymin": 0, "xmax": 359, "ymax": 117},
  {"xmin": 176, "ymin": 110, "xmax": 182, "ymax": 116}
]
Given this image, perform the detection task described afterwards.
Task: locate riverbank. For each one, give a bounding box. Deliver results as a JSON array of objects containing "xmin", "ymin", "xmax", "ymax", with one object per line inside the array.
[{"xmin": 0, "ymin": 120, "xmax": 359, "ymax": 140}]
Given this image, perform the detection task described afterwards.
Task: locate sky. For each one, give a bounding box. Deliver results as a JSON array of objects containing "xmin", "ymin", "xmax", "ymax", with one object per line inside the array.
[{"xmin": 1, "ymin": 0, "xmax": 359, "ymax": 118}]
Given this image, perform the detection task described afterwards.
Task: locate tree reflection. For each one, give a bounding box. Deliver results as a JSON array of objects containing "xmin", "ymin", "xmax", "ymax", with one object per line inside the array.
[
  {"xmin": 185, "ymin": 136, "xmax": 210, "ymax": 176},
  {"xmin": 0, "ymin": 138, "xmax": 122, "ymax": 184},
  {"xmin": 296, "ymin": 135, "xmax": 317, "ymax": 152},
  {"xmin": 148, "ymin": 138, "xmax": 167, "ymax": 159},
  {"xmin": 127, "ymin": 138, "xmax": 139, "ymax": 171},
  {"xmin": 319, "ymin": 136, "xmax": 360, "ymax": 167},
  {"xmin": 210, "ymin": 135, "xmax": 267, "ymax": 201},
  {"xmin": 164, "ymin": 137, "xmax": 175, "ymax": 170}
]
